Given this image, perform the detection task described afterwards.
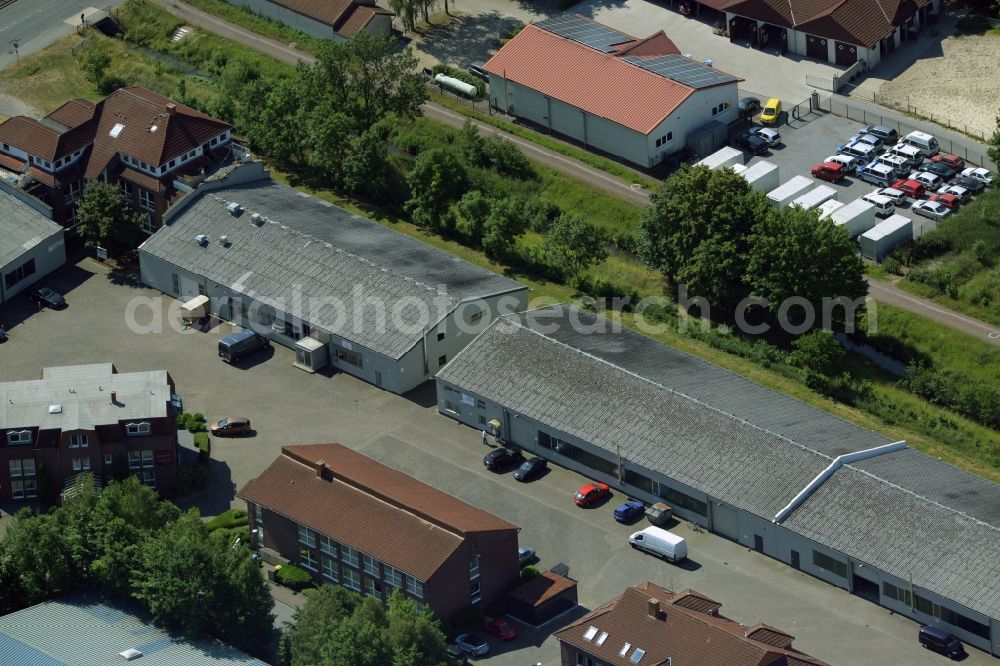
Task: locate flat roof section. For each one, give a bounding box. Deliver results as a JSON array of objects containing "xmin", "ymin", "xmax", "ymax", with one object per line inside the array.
[{"xmin": 0, "ymin": 188, "xmax": 63, "ymax": 268}]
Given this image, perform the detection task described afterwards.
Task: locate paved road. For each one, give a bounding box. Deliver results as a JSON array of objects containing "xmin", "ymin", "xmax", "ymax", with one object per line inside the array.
[
  {"xmin": 149, "ymin": 0, "xmax": 1000, "ymax": 345},
  {"xmin": 0, "ymin": 0, "xmax": 116, "ymax": 70}
]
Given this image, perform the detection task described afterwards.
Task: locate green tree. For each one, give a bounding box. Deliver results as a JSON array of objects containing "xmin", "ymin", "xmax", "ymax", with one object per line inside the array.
[
  {"xmin": 746, "ymin": 207, "xmax": 867, "ymax": 331},
  {"xmin": 790, "ymin": 329, "xmax": 847, "ymax": 376},
  {"xmin": 0, "ymin": 509, "xmax": 74, "ymax": 604},
  {"xmin": 385, "ymin": 591, "xmax": 449, "ymax": 666},
  {"xmin": 405, "ymin": 147, "xmax": 467, "ymax": 233},
  {"xmin": 542, "ymin": 213, "xmax": 608, "ymax": 283},
  {"xmin": 481, "ymin": 195, "xmax": 532, "ymax": 260},
  {"xmin": 287, "ymin": 585, "xmax": 359, "ymax": 665},
  {"xmin": 75, "ymin": 181, "xmax": 144, "ymax": 255},
  {"xmin": 388, "ymin": 0, "xmax": 420, "ymax": 32},
  {"xmin": 78, "ymin": 46, "xmax": 112, "ymax": 86},
  {"xmin": 343, "ymin": 122, "xmax": 393, "ymax": 197},
  {"xmin": 457, "ymin": 190, "xmax": 491, "ymax": 244},
  {"xmin": 238, "ymin": 78, "xmax": 309, "ymax": 167},
  {"xmin": 988, "ymin": 112, "xmax": 1000, "ymax": 177}
]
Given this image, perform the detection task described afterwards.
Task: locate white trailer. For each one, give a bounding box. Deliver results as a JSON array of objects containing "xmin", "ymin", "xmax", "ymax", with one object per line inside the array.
[
  {"xmin": 790, "ymin": 184, "xmax": 838, "ymax": 211},
  {"xmin": 830, "ymin": 199, "xmax": 877, "ymax": 238},
  {"xmin": 817, "ymin": 200, "xmax": 844, "ymax": 220},
  {"xmin": 860, "ymin": 214, "xmax": 912, "ymax": 262},
  {"xmin": 695, "ymin": 146, "xmax": 744, "ymax": 170},
  {"xmin": 742, "ymin": 161, "xmax": 779, "ymax": 193},
  {"xmin": 732, "ymin": 163, "xmax": 748, "ymax": 174},
  {"xmin": 767, "ymin": 175, "xmax": 813, "ymax": 207}
]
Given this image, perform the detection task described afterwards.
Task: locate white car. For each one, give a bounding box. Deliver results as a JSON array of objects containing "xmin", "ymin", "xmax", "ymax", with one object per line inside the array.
[
  {"xmin": 960, "ymin": 167, "xmax": 993, "ymax": 186},
  {"xmin": 753, "ymin": 127, "xmax": 781, "ymax": 147},
  {"xmin": 910, "ymin": 171, "xmax": 942, "ymax": 190},
  {"xmin": 912, "ymin": 199, "xmax": 951, "ymax": 221},
  {"xmin": 937, "ymin": 184, "xmax": 971, "ymax": 203},
  {"xmin": 874, "ymin": 187, "xmax": 906, "ymax": 206},
  {"xmin": 453, "ymin": 633, "xmax": 490, "ymax": 657},
  {"xmin": 826, "ymin": 154, "xmax": 863, "ymax": 173}
]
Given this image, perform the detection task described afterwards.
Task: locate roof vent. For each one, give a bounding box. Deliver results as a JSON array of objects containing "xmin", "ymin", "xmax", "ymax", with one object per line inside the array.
[
  {"xmin": 119, "ymin": 648, "xmax": 143, "ymax": 661},
  {"xmin": 226, "ymin": 202, "xmax": 243, "ymax": 217},
  {"xmin": 595, "ymin": 632, "xmax": 608, "ymax": 646},
  {"xmin": 250, "ymin": 212, "xmax": 263, "ymax": 226},
  {"xmin": 583, "ymin": 626, "xmax": 598, "ymax": 642},
  {"xmin": 110, "ymin": 123, "xmax": 125, "ymax": 138},
  {"xmin": 219, "ymin": 235, "xmax": 230, "ymax": 246},
  {"xmin": 49, "ymin": 404, "xmax": 62, "ymax": 414},
  {"xmin": 195, "ymin": 234, "xmax": 209, "ymax": 246},
  {"xmin": 683, "ymin": 52, "xmax": 693, "ymax": 59},
  {"xmin": 704, "ymin": 58, "xmax": 713, "ymax": 67}
]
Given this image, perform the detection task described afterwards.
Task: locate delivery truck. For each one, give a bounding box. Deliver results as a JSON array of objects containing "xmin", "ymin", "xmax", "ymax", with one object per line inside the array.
[{"xmin": 629, "ymin": 526, "xmax": 688, "ymax": 563}]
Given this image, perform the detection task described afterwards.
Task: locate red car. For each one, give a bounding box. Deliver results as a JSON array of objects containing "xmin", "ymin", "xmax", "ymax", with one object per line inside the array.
[
  {"xmin": 574, "ymin": 482, "xmax": 610, "ymax": 507},
  {"xmin": 484, "ymin": 618, "xmax": 518, "ymax": 641},
  {"xmin": 810, "ymin": 161, "xmax": 845, "ymax": 182},
  {"xmin": 927, "ymin": 192, "xmax": 960, "ymax": 210},
  {"xmin": 931, "ymin": 152, "xmax": 965, "ymax": 170},
  {"xmin": 891, "ymin": 178, "xmax": 925, "ymax": 198}
]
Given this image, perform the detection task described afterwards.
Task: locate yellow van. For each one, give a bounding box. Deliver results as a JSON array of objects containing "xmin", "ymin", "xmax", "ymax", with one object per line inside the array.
[{"xmin": 760, "ymin": 98, "xmax": 781, "ymax": 125}]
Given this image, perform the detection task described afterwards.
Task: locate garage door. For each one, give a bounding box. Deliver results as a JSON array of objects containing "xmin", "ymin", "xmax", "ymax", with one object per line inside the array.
[
  {"xmin": 806, "ymin": 35, "xmax": 828, "ymax": 60},
  {"xmin": 835, "ymin": 41, "xmax": 858, "ymax": 66},
  {"xmin": 712, "ymin": 502, "xmax": 739, "ymax": 540}
]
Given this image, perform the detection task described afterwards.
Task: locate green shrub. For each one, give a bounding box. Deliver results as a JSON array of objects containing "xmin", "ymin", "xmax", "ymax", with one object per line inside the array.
[
  {"xmin": 193, "ymin": 432, "xmax": 210, "ymax": 461},
  {"xmin": 276, "ymin": 564, "xmax": 315, "ymax": 591},
  {"xmin": 882, "ymin": 256, "xmax": 902, "ymax": 275},
  {"xmin": 520, "ymin": 565, "xmax": 540, "ymax": 582},
  {"xmin": 206, "ymin": 508, "xmax": 248, "ymax": 531},
  {"xmin": 430, "ymin": 64, "xmax": 485, "ymax": 98},
  {"xmin": 175, "ymin": 460, "xmax": 209, "ymax": 495}
]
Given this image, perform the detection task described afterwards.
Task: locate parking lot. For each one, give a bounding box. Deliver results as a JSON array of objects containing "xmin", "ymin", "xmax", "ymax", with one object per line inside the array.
[{"xmin": 1, "ymin": 258, "xmax": 994, "ymax": 665}]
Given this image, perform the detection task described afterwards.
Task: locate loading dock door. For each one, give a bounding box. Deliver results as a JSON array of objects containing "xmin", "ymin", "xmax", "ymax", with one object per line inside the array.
[
  {"xmin": 712, "ymin": 502, "xmax": 739, "ymax": 540},
  {"xmin": 806, "ymin": 35, "xmax": 828, "ymax": 60}
]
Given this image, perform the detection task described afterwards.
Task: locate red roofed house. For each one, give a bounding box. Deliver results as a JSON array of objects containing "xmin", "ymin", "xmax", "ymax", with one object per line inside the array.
[
  {"xmin": 484, "ymin": 15, "xmax": 742, "ymax": 168},
  {"xmin": 239, "ymin": 444, "xmax": 521, "ymax": 621},
  {"xmin": 0, "ymin": 87, "xmax": 233, "ymax": 234},
  {"xmin": 555, "ymin": 580, "xmax": 829, "ymax": 666},
  {"xmin": 223, "ymin": 0, "xmax": 393, "ymax": 41}
]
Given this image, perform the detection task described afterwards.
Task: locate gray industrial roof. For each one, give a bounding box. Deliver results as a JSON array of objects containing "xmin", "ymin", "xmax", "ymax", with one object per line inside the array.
[
  {"xmin": 0, "ymin": 597, "xmax": 267, "ymax": 666},
  {"xmin": 0, "ymin": 188, "xmax": 63, "ymax": 268},
  {"xmin": 783, "ymin": 465, "xmax": 1000, "ymax": 621},
  {"xmin": 0, "ymin": 363, "xmax": 171, "ymax": 430},
  {"xmin": 437, "ymin": 305, "xmax": 834, "ymax": 518},
  {"xmin": 140, "ymin": 182, "xmax": 524, "ymax": 358}
]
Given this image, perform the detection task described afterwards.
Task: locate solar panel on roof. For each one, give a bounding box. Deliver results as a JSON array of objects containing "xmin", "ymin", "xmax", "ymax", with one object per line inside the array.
[
  {"xmin": 536, "ymin": 15, "xmax": 633, "ymax": 52},
  {"xmin": 623, "ymin": 54, "xmax": 738, "ymax": 89}
]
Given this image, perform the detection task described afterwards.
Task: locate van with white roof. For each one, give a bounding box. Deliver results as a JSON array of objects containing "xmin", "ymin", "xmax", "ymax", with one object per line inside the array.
[
  {"xmin": 856, "ymin": 163, "xmax": 896, "ymax": 187},
  {"xmin": 900, "ymin": 131, "xmax": 939, "ymax": 157},
  {"xmin": 862, "ymin": 192, "xmax": 896, "ymax": 218},
  {"xmin": 629, "ymin": 526, "xmax": 688, "ymax": 562},
  {"xmin": 887, "ymin": 143, "xmax": 922, "ymax": 169}
]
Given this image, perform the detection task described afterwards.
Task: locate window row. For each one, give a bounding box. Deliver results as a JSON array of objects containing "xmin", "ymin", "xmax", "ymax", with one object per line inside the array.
[
  {"xmin": 6, "ymin": 429, "xmax": 32, "ymax": 445},
  {"xmin": 5, "ymin": 258, "xmax": 36, "ymax": 290},
  {"xmin": 654, "ymin": 132, "xmax": 673, "ymax": 148},
  {"xmin": 812, "ymin": 550, "xmax": 848, "ymax": 578},
  {"xmin": 11, "ymin": 478, "xmax": 37, "ymax": 499},
  {"xmin": 126, "ymin": 421, "xmax": 151, "ymax": 436},
  {"xmin": 128, "ymin": 450, "xmax": 154, "ymax": 469},
  {"xmin": 9, "ymin": 459, "xmax": 35, "ymax": 477}
]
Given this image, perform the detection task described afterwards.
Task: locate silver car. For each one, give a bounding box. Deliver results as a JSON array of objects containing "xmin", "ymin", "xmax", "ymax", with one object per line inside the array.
[
  {"xmin": 960, "ymin": 167, "xmax": 993, "ymax": 186},
  {"xmin": 454, "ymin": 633, "xmax": 490, "ymax": 657},
  {"xmin": 912, "ymin": 200, "xmax": 950, "ymax": 221},
  {"xmin": 875, "ymin": 187, "xmax": 906, "ymax": 206},
  {"xmin": 937, "ymin": 184, "xmax": 971, "ymax": 203},
  {"xmin": 910, "ymin": 171, "xmax": 943, "ymax": 191},
  {"xmin": 753, "ymin": 127, "xmax": 781, "ymax": 147}
]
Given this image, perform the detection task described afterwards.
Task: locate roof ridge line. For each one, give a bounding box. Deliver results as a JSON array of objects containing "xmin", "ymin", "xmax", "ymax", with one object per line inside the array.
[{"xmin": 507, "ymin": 315, "xmax": 834, "ymax": 462}]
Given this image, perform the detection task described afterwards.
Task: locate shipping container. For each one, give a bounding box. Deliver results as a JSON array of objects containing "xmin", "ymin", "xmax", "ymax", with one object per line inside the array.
[
  {"xmin": 732, "ymin": 163, "xmax": 748, "ymax": 174},
  {"xmin": 742, "ymin": 161, "xmax": 779, "ymax": 193},
  {"xmin": 767, "ymin": 175, "xmax": 813, "ymax": 207},
  {"xmin": 817, "ymin": 200, "xmax": 844, "ymax": 220},
  {"xmin": 830, "ymin": 199, "xmax": 877, "ymax": 238},
  {"xmin": 695, "ymin": 146, "xmax": 744, "ymax": 170},
  {"xmin": 790, "ymin": 184, "xmax": 838, "ymax": 211},
  {"xmin": 860, "ymin": 214, "xmax": 912, "ymax": 262}
]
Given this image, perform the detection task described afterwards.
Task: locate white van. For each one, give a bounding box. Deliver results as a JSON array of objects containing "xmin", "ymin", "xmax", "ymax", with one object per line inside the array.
[
  {"xmin": 862, "ymin": 192, "xmax": 896, "ymax": 218},
  {"xmin": 901, "ymin": 131, "xmax": 940, "ymax": 157},
  {"xmin": 874, "ymin": 154, "xmax": 909, "ymax": 179},
  {"xmin": 888, "ymin": 143, "xmax": 922, "ymax": 169},
  {"xmin": 629, "ymin": 526, "xmax": 688, "ymax": 562},
  {"xmin": 856, "ymin": 163, "xmax": 896, "ymax": 187}
]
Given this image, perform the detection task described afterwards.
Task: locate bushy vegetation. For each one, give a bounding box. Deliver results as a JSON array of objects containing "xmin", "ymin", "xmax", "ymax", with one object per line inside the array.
[
  {"xmin": 177, "ymin": 412, "xmax": 207, "ymax": 433},
  {"xmin": 276, "ymin": 564, "xmax": 314, "ymax": 592},
  {"xmin": 205, "ymin": 508, "xmax": 248, "ymax": 531}
]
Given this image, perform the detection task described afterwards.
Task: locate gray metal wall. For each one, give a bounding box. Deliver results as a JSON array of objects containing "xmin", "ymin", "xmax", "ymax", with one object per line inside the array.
[
  {"xmin": 1, "ymin": 229, "xmax": 66, "ymax": 304},
  {"xmin": 224, "ymin": 0, "xmax": 340, "ymax": 40}
]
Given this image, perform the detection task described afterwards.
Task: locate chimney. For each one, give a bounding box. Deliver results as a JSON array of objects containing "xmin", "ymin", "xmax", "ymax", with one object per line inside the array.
[
  {"xmin": 165, "ymin": 103, "xmax": 176, "ymax": 115},
  {"xmin": 316, "ymin": 460, "xmax": 331, "ymax": 480},
  {"xmin": 110, "ymin": 391, "xmax": 117, "ymax": 405},
  {"xmin": 648, "ymin": 598, "xmax": 661, "ymax": 619}
]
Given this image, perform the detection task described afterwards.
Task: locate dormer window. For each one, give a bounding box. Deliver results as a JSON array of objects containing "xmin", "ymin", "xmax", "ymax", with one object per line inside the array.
[
  {"xmin": 7, "ymin": 430, "xmax": 32, "ymax": 445},
  {"xmin": 126, "ymin": 421, "xmax": 151, "ymax": 436}
]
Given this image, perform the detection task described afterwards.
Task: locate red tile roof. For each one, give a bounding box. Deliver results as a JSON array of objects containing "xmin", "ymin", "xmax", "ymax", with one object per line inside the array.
[
  {"xmin": 484, "ymin": 24, "xmax": 697, "ymax": 135},
  {"xmin": 555, "ymin": 581, "xmax": 829, "ymax": 666},
  {"xmin": 337, "ymin": 4, "xmax": 394, "ymax": 37},
  {"xmin": 262, "ymin": 0, "xmax": 393, "ymax": 36},
  {"xmin": 0, "ymin": 151, "xmax": 26, "ymax": 172},
  {"xmin": 45, "ymin": 99, "xmax": 99, "ymax": 129},
  {"xmin": 238, "ymin": 444, "xmax": 519, "ymax": 581},
  {"xmin": 120, "ymin": 166, "xmax": 165, "ymax": 192},
  {"xmin": 0, "ymin": 117, "xmax": 61, "ymax": 161}
]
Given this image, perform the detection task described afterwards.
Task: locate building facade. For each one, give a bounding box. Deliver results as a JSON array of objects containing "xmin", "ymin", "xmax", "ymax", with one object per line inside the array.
[
  {"xmin": 224, "ymin": 0, "xmax": 393, "ymax": 41},
  {"xmin": 0, "ymin": 186, "xmax": 66, "ymax": 305},
  {"xmin": 485, "ymin": 16, "xmax": 740, "ymax": 169},
  {"xmin": 0, "ymin": 364, "xmax": 180, "ymax": 502},
  {"xmin": 436, "ymin": 304, "xmax": 1000, "ymax": 656},
  {"xmin": 239, "ymin": 444, "xmax": 521, "ymax": 620}
]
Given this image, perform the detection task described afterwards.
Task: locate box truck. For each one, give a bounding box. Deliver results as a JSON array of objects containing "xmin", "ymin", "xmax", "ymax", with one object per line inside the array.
[
  {"xmin": 830, "ymin": 199, "xmax": 877, "ymax": 238},
  {"xmin": 767, "ymin": 175, "xmax": 813, "ymax": 207},
  {"xmin": 860, "ymin": 214, "xmax": 912, "ymax": 262},
  {"xmin": 790, "ymin": 184, "xmax": 838, "ymax": 210},
  {"xmin": 695, "ymin": 146, "xmax": 744, "ymax": 170},
  {"xmin": 741, "ymin": 161, "xmax": 779, "ymax": 193},
  {"xmin": 629, "ymin": 526, "xmax": 688, "ymax": 562}
]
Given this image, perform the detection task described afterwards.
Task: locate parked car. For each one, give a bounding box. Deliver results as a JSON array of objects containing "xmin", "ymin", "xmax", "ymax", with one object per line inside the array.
[
  {"xmin": 210, "ymin": 416, "xmax": 252, "ymax": 437},
  {"xmin": 953, "ymin": 175, "xmax": 986, "ymax": 194},
  {"xmin": 453, "ymin": 633, "xmax": 490, "ymax": 657},
  {"xmin": 920, "ymin": 161, "xmax": 957, "ymax": 181},
  {"xmin": 859, "ymin": 124, "xmax": 898, "ymax": 144},
  {"xmin": 613, "ymin": 499, "xmax": 646, "ymax": 523},
  {"xmin": 735, "ymin": 131, "xmax": 768, "ymax": 155},
  {"xmin": 218, "ymin": 329, "xmax": 270, "ymax": 363},
  {"xmin": 0, "ymin": 326, "xmax": 7, "ymax": 343},
  {"xmin": 483, "ymin": 447, "xmax": 524, "ymax": 471},
  {"xmin": 912, "ymin": 199, "xmax": 951, "ymax": 221},
  {"xmin": 926, "ymin": 193, "xmax": 960, "ymax": 210},
  {"xmin": 931, "ymin": 152, "xmax": 965, "ymax": 170},
  {"xmin": 484, "ymin": 619, "xmax": 518, "ymax": 641},
  {"xmin": 874, "ymin": 187, "xmax": 906, "ymax": 206},
  {"xmin": 837, "ymin": 140, "xmax": 878, "ymax": 163},
  {"xmin": 517, "ymin": 546, "xmax": 536, "ymax": 567},
  {"xmin": 891, "ymin": 178, "xmax": 925, "ymax": 198},
  {"xmin": 760, "ymin": 98, "xmax": 781, "ymax": 125},
  {"xmin": 910, "ymin": 171, "xmax": 943, "ymax": 191},
  {"xmin": 513, "ymin": 457, "xmax": 547, "ymax": 482},
  {"xmin": 961, "ymin": 166, "xmax": 993, "ymax": 187},
  {"xmin": 825, "ymin": 154, "xmax": 863, "ymax": 173},
  {"xmin": 467, "ymin": 61, "xmax": 489, "ymax": 82},
  {"xmin": 28, "ymin": 286, "xmax": 66, "ymax": 309},
  {"xmin": 852, "ymin": 133, "xmax": 885, "ymax": 152},
  {"xmin": 738, "ymin": 97, "xmax": 761, "ymax": 117},
  {"xmin": 811, "ymin": 161, "xmax": 845, "ymax": 182},
  {"xmin": 937, "ymin": 183, "xmax": 971, "ymax": 203},
  {"xmin": 918, "ymin": 625, "xmax": 966, "ymax": 659},
  {"xmin": 752, "ymin": 127, "xmax": 781, "ymax": 147},
  {"xmin": 574, "ymin": 482, "xmax": 611, "ymax": 507}
]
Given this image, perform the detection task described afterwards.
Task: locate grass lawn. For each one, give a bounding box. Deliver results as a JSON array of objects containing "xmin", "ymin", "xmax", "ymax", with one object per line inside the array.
[
  {"xmin": 183, "ymin": 0, "xmax": 325, "ymax": 52},
  {"xmin": 205, "ymin": 508, "xmax": 249, "ymax": 531}
]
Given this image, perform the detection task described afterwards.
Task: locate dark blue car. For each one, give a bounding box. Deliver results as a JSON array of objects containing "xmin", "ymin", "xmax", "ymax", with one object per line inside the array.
[{"xmin": 613, "ymin": 500, "xmax": 645, "ymax": 523}]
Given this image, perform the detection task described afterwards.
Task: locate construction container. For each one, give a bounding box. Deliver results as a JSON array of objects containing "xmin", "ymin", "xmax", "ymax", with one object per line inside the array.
[
  {"xmin": 742, "ymin": 161, "xmax": 779, "ymax": 193},
  {"xmin": 767, "ymin": 175, "xmax": 813, "ymax": 207},
  {"xmin": 732, "ymin": 163, "xmax": 748, "ymax": 174},
  {"xmin": 695, "ymin": 146, "xmax": 744, "ymax": 170},
  {"xmin": 790, "ymin": 184, "xmax": 838, "ymax": 211},
  {"xmin": 830, "ymin": 199, "xmax": 877, "ymax": 238},
  {"xmin": 817, "ymin": 200, "xmax": 844, "ymax": 220},
  {"xmin": 685, "ymin": 121, "xmax": 729, "ymax": 159},
  {"xmin": 860, "ymin": 214, "xmax": 912, "ymax": 262}
]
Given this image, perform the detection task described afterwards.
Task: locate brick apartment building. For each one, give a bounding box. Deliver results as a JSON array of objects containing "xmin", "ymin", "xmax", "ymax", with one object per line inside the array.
[
  {"xmin": 239, "ymin": 444, "xmax": 521, "ymax": 620},
  {"xmin": 0, "ymin": 364, "xmax": 180, "ymax": 503},
  {"xmin": 556, "ymin": 581, "xmax": 828, "ymax": 666},
  {"xmin": 0, "ymin": 87, "xmax": 233, "ymax": 234}
]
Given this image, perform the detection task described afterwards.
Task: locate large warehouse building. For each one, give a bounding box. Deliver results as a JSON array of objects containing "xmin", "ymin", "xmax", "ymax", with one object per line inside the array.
[
  {"xmin": 436, "ymin": 304, "xmax": 1000, "ymax": 656},
  {"xmin": 0, "ymin": 184, "xmax": 65, "ymax": 305},
  {"xmin": 139, "ymin": 171, "xmax": 527, "ymax": 394},
  {"xmin": 484, "ymin": 15, "xmax": 742, "ymax": 168}
]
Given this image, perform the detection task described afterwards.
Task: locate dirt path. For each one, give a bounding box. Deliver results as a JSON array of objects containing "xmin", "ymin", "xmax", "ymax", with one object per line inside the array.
[{"xmin": 0, "ymin": 92, "xmax": 42, "ymax": 118}]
